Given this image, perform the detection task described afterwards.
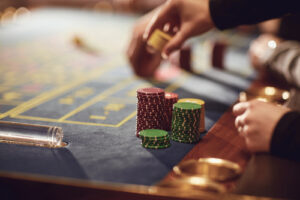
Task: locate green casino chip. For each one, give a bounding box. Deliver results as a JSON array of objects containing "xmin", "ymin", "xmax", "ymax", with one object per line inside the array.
[
  {"xmin": 142, "ymin": 140, "xmax": 170, "ymax": 146},
  {"xmin": 173, "ymin": 102, "xmax": 201, "ymax": 110},
  {"xmin": 171, "ymin": 135, "xmax": 199, "ymax": 143},
  {"xmin": 141, "ymin": 137, "xmax": 170, "ymax": 142},
  {"xmin": 172, "ymin": 122, "xmax": 200, "ymax": 128},
  {"xmin": 172, "ymin": 124, "xmax": 199, "ymax": 130},
  {"xmin": 139, "ymin": 129, "xmax": 169, "ymax": 140},
  {"xmin": 172, "ymin": 126, "xmax": 199, "ymax": 132},
  {"xmin": 173, "ymin": 105, "xmax": 201, "ymax": 110},
  {"xmin": 172, "ymin": 108, "xmax": 201, "ymax": 113},
  {"xmin": 171, "ymin": 134, "xmax": 200, "ymax": 140},
  {"xmin": 172, "ymin": 130, "xmax": 200, "ymax": 136},
  {"xmin": 142, "ymin": 143, "xmax": 171, "ymax": 149},
  {"xmin": 172, "ymin": 117, "xmax": 200, "ymax": 122},
  {"xmin": 141, "ymin": 137, "xmax": 170, "ymax": 143},
  {"xmin": 171, "ymin": 134, "xmax": 200, "ymax": 141}
]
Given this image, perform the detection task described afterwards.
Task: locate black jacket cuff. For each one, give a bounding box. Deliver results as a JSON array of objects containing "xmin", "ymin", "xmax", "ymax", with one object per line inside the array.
[{"xmin": 271, "ymin": 111, "xmax": 300, "ymax": 161}]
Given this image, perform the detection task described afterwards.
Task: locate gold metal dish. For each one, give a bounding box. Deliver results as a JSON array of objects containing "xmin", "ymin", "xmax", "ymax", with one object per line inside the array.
[
  {"xmin": 158, "ymin": 176, "xmax": 226, "ymax": 193},
  {"xmin": 173, "ymin": 158, "xmax": 242, "ymax": 182},
  {"xmin": 239, "ymin": 86, "xmax": 290, "ymax": 104}
]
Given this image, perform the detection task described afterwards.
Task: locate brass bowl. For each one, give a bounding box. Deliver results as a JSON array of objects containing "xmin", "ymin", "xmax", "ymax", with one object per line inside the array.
[
  {"xmin": 239, "ymin": 86, "xmax": 290, "ymax": 104},
  {"xmin": 173, "ymin": 158, "xmax": 241, "ymax": 182},
  {"xmin": 158, "ymin": 176, "xmax": 226, "ymax": 193}
]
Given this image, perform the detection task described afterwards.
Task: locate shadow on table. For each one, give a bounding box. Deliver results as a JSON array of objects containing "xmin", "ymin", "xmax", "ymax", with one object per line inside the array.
[{"xmin": 0, "ymin": 143, "xmax": 88, "ymax": 179}]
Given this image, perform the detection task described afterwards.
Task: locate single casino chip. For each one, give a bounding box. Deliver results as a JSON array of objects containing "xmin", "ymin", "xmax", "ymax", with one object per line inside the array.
[
  {"xmin": 178, "ymin": 98, "xmax": 205, "ymax": 105},
  {"xmin": 137, "ymin": 87, "xmax": 165, "ymax": 95},
  {"xmin": 139, "ymin": 129, "xmax": 169, "ymax": 140},
  {"xmin": 142, "ymin": 140, "xmax": 170, "ymax": 145},
  {"xmin": 165, "ymin": 92, "xmax": 179, "ymax": 100},
  {"xmin": 142, "ymin": 143, "xmax": 171, "ymax": 149},
  {"xmin": 171, "ymin": 136, "xmax": 198, "ymax": 144},
  {"xmin": 170, "ymin": 135, "xmax": 199, "ymax": 143},
  {"xmin": 172, "ymin": 131, "xmax": 201, "ymax": 139},
  {"xmin": 172, "ymin": 123, "xmax": 200, "ymax": 129},
  {"xmin": 173, "ymin": 102, "xmax": 202, "ymax": 110},
  {"xmin": 172, "ymin": 117, "xmax": 200, "ymax": 123},
  {"xmin": 147, "ymin": 29, "xmax": 172, "ymax": 53},
  {"xmin": 142, "ymin": 139, "xmax": 170, "ymax": 146},
  {"xmin": 172, "ymin": 128, "xmax": 199, "ymax": 133},
  {"xmin": 172, "ymin": 120, "xmax": 200, "ymax": 125},
  {"xmin": 141, "ymin": 135, "xmax": 170, "ymax": 142}
]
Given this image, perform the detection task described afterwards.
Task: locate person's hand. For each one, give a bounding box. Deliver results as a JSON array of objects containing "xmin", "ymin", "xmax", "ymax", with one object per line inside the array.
[
  {"xmin": 233, "ymin": 100, "xmax": 290, "ymax": 152},
  {"xmin": 143, "ymin": 0, "xmax": 214, "ymax": 58},
  {"xmin": 127, "ymin": 9, "xmax": 163, "ymax": 77},
  {"xmin": 249, "ymin": 34, "xmax": 282, "ymax": 71}
]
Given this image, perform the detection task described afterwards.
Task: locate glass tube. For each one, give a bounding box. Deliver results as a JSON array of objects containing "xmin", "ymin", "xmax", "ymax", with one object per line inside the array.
[{"xmin": 0, "ymin": 121, "xmax": 64, "ymax": 148}]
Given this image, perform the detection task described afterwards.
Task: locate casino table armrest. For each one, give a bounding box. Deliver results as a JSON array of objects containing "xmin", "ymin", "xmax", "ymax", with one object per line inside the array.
[{"xmin": 0, "ymin": 170, "xmax": 280, "ymax": 200}]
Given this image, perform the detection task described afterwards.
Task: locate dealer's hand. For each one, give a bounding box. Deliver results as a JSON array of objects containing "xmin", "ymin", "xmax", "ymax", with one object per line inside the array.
[
  {"xmin": 143, "ymin": 0, "xmax": 214, "ymax": 58},
  {"xmin": 127, "ymin": 9, "xmax": 163, "ymax": 77},
  {"xmin": 233, "ymin": 100, "xmax": 290, "ymax": 152}
]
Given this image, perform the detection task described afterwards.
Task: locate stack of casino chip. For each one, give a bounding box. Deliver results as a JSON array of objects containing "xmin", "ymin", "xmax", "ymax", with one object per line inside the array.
[
  {"xmin": 164, "ymin": 92, "xmax": 179, "ymax": 131},
  {"xmin": 178, "ymin": 98, "xmax": 206, "ymax": 133},
  {"xmin": 136, "ymin": 87, "xmax": 165, "ymax": 137},
  {"xmin": 140, "ymin": 129, "xmax": 171, "ymax": 149},
  {"xmin": 171, "ymin": 102, "xmax": 201, "ymax": 143}
]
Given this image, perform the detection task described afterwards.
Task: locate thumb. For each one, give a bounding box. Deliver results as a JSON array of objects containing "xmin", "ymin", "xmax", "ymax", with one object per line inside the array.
[
  {"xmin": 143, "ymin": 2, "xmax": 175, "ymax": 41},
  {"xmin": 162, "ymin": 26, "xmax": 190, "ymax": 57}
]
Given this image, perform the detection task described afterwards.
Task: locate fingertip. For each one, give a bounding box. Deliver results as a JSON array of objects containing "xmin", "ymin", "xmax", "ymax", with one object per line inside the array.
[
  {"xmin": 142, "ymin": 31, "xmax": 149, "ymax": 41},
  {"xmin": 161, "ymin": 52, "xmax": 168, "ymax": 59},
  {"xmin": 163, "ymin": 42, "xmax": 178, "ymax": 58},
  {"xmin": 164, "ymin": 31, "xmax": 188, "ymax": 56},
  {"xmin": 233, "ymin": 102, "xmax": 247, "ymax": 116},
  {"xmin": 232, "ymin": 103, "xmax": 241, "ymax": 115}
]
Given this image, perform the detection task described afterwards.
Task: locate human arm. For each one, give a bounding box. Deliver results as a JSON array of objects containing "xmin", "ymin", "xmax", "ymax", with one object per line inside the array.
[
  {"xmin": 271, "ymin": 111, "xmax": 300, "ymax": 161},
  {"xmin": 144, "ymin": 0, "xmax": 300, "ymax": 57},
  {"xmin": 210, "ymin": 0, "xmax": 300, "ymax": 30},
  {"xmin": 127, "ymin": 0, "xmax": 300, "ymax": 76},
  {"xmin": 249, "ymin": 34, "xmax": 300, "ymax": 88}
]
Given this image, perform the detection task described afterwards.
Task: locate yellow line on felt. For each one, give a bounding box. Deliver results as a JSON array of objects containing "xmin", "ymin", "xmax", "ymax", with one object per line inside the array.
[
  {"xmin": 0, "ymin": 100, "xmax": 23, "ymax": 106},
  {"xmin": 13, "ymin": 115, "xmax": 64, "ymax": 123},
  {"xmin": 7, "ymin": 68, "xmax": 189, "ymax": 127},
  {"xmin": 62, "ymin": 120, "xmax": 116, "ymax": 127},
  {"xmin": 90, "ymin": 115, "xmax": 107, "ymax": 120},
  {"xmin": 58, "ymin": 77, "xmax": 136, "ymax": 122},
  {"xmin": 0, "ymin": 59, "xmax": 120, "ymax": 120},
  {"xmin": 13, "ymin": 115, "xmax": 117, "ymax": 127}
]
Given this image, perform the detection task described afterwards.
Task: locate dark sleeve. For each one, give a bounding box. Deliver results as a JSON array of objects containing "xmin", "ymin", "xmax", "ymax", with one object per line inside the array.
[
  {"xmin": 270, "ymin": 111, "xmax": 300, "ymax": 161},
  {"xmin": 209, "ymin": 0, "xmax": 300, "ymax": 30}
]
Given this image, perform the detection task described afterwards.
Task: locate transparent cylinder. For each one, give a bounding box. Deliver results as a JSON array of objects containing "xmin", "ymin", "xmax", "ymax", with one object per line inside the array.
[{"xmin": 0, "ymin": 121, "xmax": 64, "ymax": 148}]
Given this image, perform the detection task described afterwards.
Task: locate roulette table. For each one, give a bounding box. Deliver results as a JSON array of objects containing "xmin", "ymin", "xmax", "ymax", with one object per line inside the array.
[{"xmin": 0, "ymin": 7, "xmax": 299, "ymax": 200}]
